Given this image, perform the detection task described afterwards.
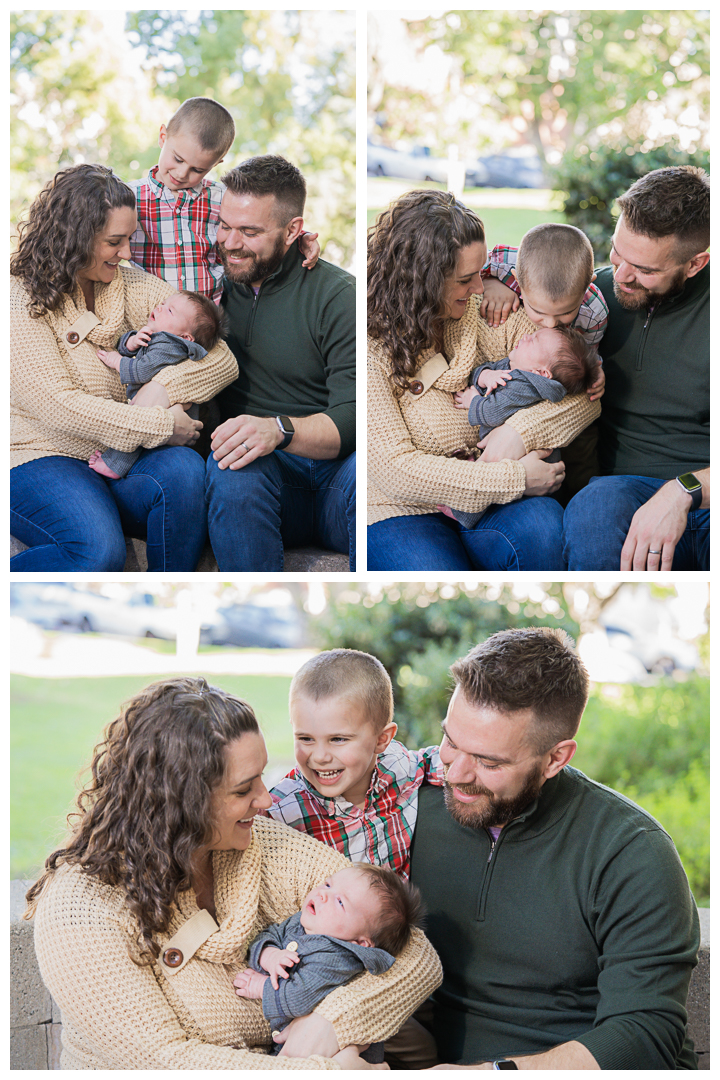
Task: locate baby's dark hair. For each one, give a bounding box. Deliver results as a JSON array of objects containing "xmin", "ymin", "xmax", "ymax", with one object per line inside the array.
[
  {"xmin": 548, "ymin": 326, "xmax": 600, "ymax": 395},
  {"xmin": 180, "ymin": 291, "xmax": 226, "ymax": 351},
  {"xmin": 355, "ymin": 863, "xmax": 425, "ymax": 956}
]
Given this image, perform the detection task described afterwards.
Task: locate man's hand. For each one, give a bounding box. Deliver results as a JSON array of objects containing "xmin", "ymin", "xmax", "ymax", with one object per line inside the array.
[
  {"xmin": 274, "ymin": 1013, "xmax": 339, "ymax": 1058},
  {"xmin": 299, "ymin": 230, "xmax": 321, "ymax": 269},
  {"xmin": 96, "ymin": 348, "xmax": 122, "ymax": 371},
  {"xmin": 478, "ymin": 278, "xmax": 520, "ymax": 326},
  {"xmin": 333, "ymin": 1046, "xmax": 390, "ymax": 1070},
  {"xmin": 126, "ymin": 326, "xmax": 152, "ymax": 351},
  {"xmin": 453, "ymin": 386, "xmax": 482, "ymax": 410},
  {"xmin": 211, "ymin": 415, "xmax": 282, "ymax": 470},
  {"xmin": 587, "ymin": 366, "xmax": 605, "ymax": 402},
  {"xmin": 621, "ymin": 481, "xmax": 692, "ymax": 571},
  {"xmin": 258, "ymin": 945, "xmax": 301, "ymax": 989},
  {"xmin": 477, "ymin": 425, "xmax": 526, "ymax": 462},
  {"xmin": 233, "ymin": 967, "xmax": 268, "ymax": 999}
]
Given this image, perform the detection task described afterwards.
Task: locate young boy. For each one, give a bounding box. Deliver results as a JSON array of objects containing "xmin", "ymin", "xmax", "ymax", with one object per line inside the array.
[
  {"xmin": 90, "ymin": 290, "xmax": 224, "ymax": 478},
  {"xmin": 267, "ymin": 649, "xmax": 443, "ymax": 880},
  {"xmin": 233, "ymin": 864, "xmax": 423, "ymax": 1047},
  {"xmin": 444, "ymin": 325, "xmax": 600, "ymax": 528},
  {"xmin": 128, "ymin": 97, "xmax": 319, "ymax": 303}
]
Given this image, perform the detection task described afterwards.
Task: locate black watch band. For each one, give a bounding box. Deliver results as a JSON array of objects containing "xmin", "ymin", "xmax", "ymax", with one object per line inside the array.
[
  {"xmin": 492, "ymin": 1061, "xmax": 518, "ymax": 1070},
  {"xmin": 676, "ymin": 472, "xmax": 702, "ymax": 512},
  {"xmin": 275, "ymin": 415, "xmax": 295, "ymax": 450}
]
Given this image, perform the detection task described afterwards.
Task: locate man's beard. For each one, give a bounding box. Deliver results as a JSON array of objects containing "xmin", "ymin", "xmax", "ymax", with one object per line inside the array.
[
  {"xmin": 443, "ymin": 760, "xmax": 545, "ymax": 830},
  {"xmin": 612, "ymin": 266, "xmax": 688, "ymax": 311},
  {"xmin": 218, "ymin": 234, "xmax": 286, "ymax": 286}
]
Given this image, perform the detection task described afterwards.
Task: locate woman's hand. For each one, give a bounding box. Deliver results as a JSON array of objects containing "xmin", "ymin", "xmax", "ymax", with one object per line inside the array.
[
  {"xmin": 165, "ymin": 403, "xmax": 202, "ymax": 446},
  {"xmin": 477, "ymin": 425, "xmax": 526, "ymax": 462},
  {"xmin": 274, "ymin": 1013, "xmax": 339, "ymax": 1058},
  {"xmin": 478, "ymin": 278, "xmax": 520, "ymax": 326},
  {"xmin": 298, "ymin": 230, "xmax": 321, "ymax": 269},
  {"xmin": 521, "ymin": 449, "xmax": 565, "ymax": 496},
  {"xmin": 334, "ymin": 1046, "xmax": 390, "ymax": 1070},
  {"xmin": 131, "ymin": 382, "xmax": 171, "ymax": 409}
]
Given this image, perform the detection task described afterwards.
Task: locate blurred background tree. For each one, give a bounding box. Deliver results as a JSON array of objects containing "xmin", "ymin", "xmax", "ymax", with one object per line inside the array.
[{"xmin": 11, "ymin": 9, "xmax": 355, "ymax": 268}]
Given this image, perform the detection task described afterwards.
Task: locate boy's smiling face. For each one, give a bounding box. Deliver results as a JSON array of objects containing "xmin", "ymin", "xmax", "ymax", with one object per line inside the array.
[
  {"xmin": 156, "ymin": 125, "xmax": 223, "ymax": 191},
  {"xmin": 291, "ymin": 693, "xmax": 396, "ymax": 806}
]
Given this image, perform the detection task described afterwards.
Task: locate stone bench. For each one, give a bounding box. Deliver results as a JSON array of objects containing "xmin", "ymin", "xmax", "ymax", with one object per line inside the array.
[
  {"xmin": 9, "ymin": 879, "xmax": 710, "ymax": 1069},
  {"xmin": 10, "ymin": 534, "xmax": 350, "ymax": 573}
]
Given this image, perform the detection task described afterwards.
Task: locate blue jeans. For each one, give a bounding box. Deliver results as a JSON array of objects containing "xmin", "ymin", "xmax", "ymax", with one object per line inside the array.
[
  {"xmin": 563, "ymin": 475, "xmax": 710, "ymax": 570},
  {"xmin": 11, "ymin": 448, "xmax": 207, "ymax": 571},
  {"xmin": 367, "ymin": 498, "xmax": 564, "ymax": 571},
  {"xmin": 205, "ymin": 450, "xmax": 356, "ymax": 571}
]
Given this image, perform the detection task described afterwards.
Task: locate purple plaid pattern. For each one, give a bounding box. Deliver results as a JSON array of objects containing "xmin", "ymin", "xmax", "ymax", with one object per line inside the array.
[{"xmin": 265, "ymin": 740, "xmax": 444, "ymax": 879}]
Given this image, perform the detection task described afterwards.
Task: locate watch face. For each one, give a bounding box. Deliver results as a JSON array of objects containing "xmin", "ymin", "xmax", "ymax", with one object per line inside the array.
[
  {"xmin": 678, "ymin": 472, "xmax": 702, "ymax": 491},
  {"xmin": 496, "ymin": 1063, "xmax": 518, "ymax": 1070}
]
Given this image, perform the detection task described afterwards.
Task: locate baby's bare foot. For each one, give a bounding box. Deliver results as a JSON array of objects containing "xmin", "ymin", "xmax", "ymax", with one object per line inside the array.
[{"xmin": 89, "ymin": 451, "xmax": 121, "ymax": 480}]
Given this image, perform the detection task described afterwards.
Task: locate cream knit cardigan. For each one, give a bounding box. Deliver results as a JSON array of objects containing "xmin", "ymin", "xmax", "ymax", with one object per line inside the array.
[
  {"xmin": 11, "ymin": 265, "xmax": 238, "ymax": 470},
  {"xmin": 368, "ymin": 297, "xmax": 600, "ymax": 525},
  {"xmin": 31, "ymin": 816, "xmax": 442, "ymax": 1070}
]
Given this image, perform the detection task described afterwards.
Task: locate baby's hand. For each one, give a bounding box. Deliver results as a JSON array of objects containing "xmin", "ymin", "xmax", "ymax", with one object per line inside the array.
[
  {"xmin": 233, "ymin": 968, "xmax": 268, "ymax": 999},
  {"xmin": 126, "ymin": 326, "xmax": 152, "ymax": 351},
  {"xmin": 96, "ymin": 348, "xmax": 122, "ymax": 371},
  {"xmin": 453, "ymin": 386, "xmax": 481, "ymax": 410},
  {"xmin": 587, "ymin": 365, "xmax": 605, "ymax": 401},
  {"xmin": 476, "ymin": 369, "xmax": 511, "ymax": 392},
  {"xmin": 479, "ymin": 278, "xmax": 520, "ymax": 326},
  {"xmin": 299, "ymin": 230, "xmax": 320, "ymax": 269},
  {"xmin": 259, "ymin": 946, "xmax": 301, "ymax": 989}
]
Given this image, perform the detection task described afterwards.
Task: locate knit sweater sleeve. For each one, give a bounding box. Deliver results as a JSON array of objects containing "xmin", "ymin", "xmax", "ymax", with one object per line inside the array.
[
  {"xmin": 503, "ymin": 392, "xmax": 600, "ymax": 451},
  {"xmin": 11, "ymin": 284, "xmax": 174, "ymax": 451},
  {"xmin": 572, "ymin": 828, "xmax": 700, "ymax": 1070},
  {"xmin": 367, "ymin": 342, "xmax": 526, "ymax": 514},
  {"xmin": 32, "ymin": 870, "xmax": 338, "ymax": 1071}
]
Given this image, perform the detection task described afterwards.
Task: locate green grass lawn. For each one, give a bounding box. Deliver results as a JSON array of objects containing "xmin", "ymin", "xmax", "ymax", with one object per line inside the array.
[
  {"xmin": 11, "ymin": 673, "xmax": 295, "ymax": 880},
  {"xmin": 368, "ymin": 204, "xmax": 567, "ymax": 249}
]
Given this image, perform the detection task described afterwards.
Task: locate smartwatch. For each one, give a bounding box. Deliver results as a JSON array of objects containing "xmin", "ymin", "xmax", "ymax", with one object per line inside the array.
[
  {"xmin": 492, "ymin": 1062, "xmax": 518, "ymax": 1070},
  {"xmin": 676, "ymin": 472, "xmax": 702, "ymax": 512},
  {"xmin": 275, "ymin": 415, "xmax": 295, "ymax": 450}
]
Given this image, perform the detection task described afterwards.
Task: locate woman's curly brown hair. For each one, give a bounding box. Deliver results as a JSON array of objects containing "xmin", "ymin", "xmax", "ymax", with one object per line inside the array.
[
  {"xmin": 367, "ymin": 190, "xmax": 485, "ymax": 393},
  {"xmin": 11, "ymin": 163, "xmax": 136, "ymax": 318},
  {"xmin": 25, "ymin": 677, "xmax": 260, "ymax": 960}
]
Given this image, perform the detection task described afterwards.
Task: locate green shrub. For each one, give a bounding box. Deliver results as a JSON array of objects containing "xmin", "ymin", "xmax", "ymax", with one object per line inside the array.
[{"xmin": 552, "ymin": 144, "xmax": 711, "ymax": 257}]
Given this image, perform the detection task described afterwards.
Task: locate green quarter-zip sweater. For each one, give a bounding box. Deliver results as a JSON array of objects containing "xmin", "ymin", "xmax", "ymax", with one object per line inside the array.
[
  {"xmin": 410, "ymin": 768, "xmax": 699, "ymax": 1069},
  {"xmin": 217, "ymin": 240, "xmax": 356, "ymax": 458},
  {"xmin": 593, "ymin": 263, "xmax": 709, "ymax": 479}
]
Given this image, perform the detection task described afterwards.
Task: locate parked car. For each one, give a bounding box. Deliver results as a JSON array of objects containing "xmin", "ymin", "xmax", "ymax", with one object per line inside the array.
[
  {"xmin": 367, "ymin": 140, "xmax": 451, "ymax": 183},
  {"xmin": 203, "ymin": 601, "xmax": 306, "ymax": 649},
  {"xmin": 465, "ymin": 151, "xmax": 545, "ymax": 189},
  {"xmin": 10, "ymin": 583, "xmax": 179, "ymax": 639}
]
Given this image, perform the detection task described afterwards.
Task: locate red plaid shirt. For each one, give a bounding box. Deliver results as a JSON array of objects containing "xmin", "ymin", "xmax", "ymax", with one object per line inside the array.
[
  {"xmin": 265, "ymin": 741, "xmax": 444, "ymax": 879},
  {"xmin": 482, "ymin": 244, "xmax": 609, "ymax": 346},
  {"xmin": 128, "ymin": 168, "xmax": 225, "ymax": 302}
]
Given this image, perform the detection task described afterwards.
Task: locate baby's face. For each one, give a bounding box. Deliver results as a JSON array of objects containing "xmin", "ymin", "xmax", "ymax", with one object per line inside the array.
[
  {"xmin": 148, "ymin": 294, "xmax": 195, "ymax": 339},
  {"xmin": 508, "ymin": 327, "xmax": 562, "ymax": 376},
  {"xmin": 300, "ymin": 868, "xmax": 379, "ymax": 946},
  {"xmin": 520, "ymin": 284, "xmax": 585, "ymax": 329}
]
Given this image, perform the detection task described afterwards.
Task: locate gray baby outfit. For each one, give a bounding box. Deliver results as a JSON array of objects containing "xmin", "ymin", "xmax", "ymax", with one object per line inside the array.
[
  {"xmin": 452, "ymin": 358, "xmax": 565, "ymax": 529},
  {"xmin": 100, "ymin": 330, "xmax": 206, "ymax": 478}
]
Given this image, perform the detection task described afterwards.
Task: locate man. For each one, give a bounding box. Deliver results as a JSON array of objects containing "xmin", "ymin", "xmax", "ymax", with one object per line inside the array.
[
  {"xmin": 410, "ymin": 627, "xmax": 699, "ymax": 1069},
  {"xmin": 562, "ymin": 165, "xmax": 709, "ymax": 570},
  {"xmin": 205, "ymin": 156, "xmax": 356, "ymax": 570}
]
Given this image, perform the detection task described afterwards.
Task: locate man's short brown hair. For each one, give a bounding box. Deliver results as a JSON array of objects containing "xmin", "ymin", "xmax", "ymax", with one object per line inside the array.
[
  {"xmin": 549, "ymin": 326, "xmax": 601, "ymax": 396},
  {"xmin": 616, "ymin": 166, "xmax": 710, "ymax": 262},
  {"xmin": 516, "ymin": 223, "xmax": 594, "ymax": 302},
  {"xmin": 166, "ymin": 97, "xmax": 236, "ymax": 159},
  {"xmin": 450, "ymin": 628, "xmax": 590, "ymax": 754},
  {"xmin": 355, "ymin": 863, "xmax": 425, "ymax": 955},
  {"xmin": 290, "ymin": 649, "xmax": 394, "ymax": 734},
  {"xmin": 222, "ymin": 155, "xmax": 307, "ymax": 226}
]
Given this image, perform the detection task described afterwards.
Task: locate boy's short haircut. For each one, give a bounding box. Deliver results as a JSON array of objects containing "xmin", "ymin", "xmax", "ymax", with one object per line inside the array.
[
  {"xmin": 515, "ymin": 223, "xmax": 594, "ymax": 302},
  {"xmin": 181, "ymin": 290, "xmax": 227, "ymax": 351},
  {"xmin": 290, "ymin": 649, "xmax": 394, "ymax": 734},
  {"xmin": 222, "ymin": 155, "xmax": 307, "ymax": 226},
  {"xmin": 548, "ymin": 326, "xmax": 601, "ymax": 396},
  {"xmin": 166, "ymin": 97, "xmax": 236, "ymax": 159},
  {"xmin": 616, "ymin": 165, "xmax": 710, "ymax": 263},
  {"xmin": 355, "ymin": 863, "xmax": 425, "ymax": 955},
  {"xmin": 450, "ymin": 627, "xmax": 590, "ymax": 755}
]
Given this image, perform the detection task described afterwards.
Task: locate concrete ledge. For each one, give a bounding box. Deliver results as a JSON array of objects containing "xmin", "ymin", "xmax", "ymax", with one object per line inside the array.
[{"xmin": 11, "ymin": 534, "xmax": 350, "ymax": 573}]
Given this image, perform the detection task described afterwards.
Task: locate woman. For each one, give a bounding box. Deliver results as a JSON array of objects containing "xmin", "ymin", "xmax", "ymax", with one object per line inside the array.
[
  {"xmin": 25, "ymin": 678, "xmax": 440, "ymax": 1069},
  {"xmin": 11, "ymin": 165, "xmax": 238, "ymax": 570},
  {"xmin": 367, "ymin": 190, "xmax": 599, "ymax": 570}
]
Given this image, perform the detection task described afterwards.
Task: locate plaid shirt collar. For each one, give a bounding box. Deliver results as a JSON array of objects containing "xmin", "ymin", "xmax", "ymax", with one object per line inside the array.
[
  {"xmin": 291, "ymin": 759, "xmax": 390, "ymax": 817},
  {"xmin": 145, "ymin": 164, "xmax": 208, "ymax": 204}
]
